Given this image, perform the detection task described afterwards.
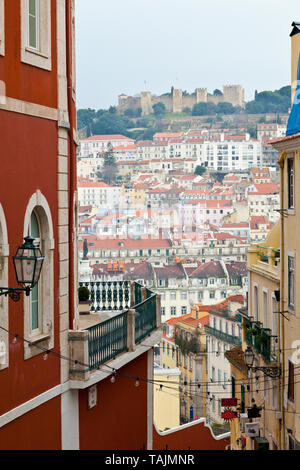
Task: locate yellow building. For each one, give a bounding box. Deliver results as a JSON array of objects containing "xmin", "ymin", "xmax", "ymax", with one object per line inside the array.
[
  {"xmin": 226, "ymin": 222, "xmax": 281, "ymax": 450},
  {"xmin": 122, "ymin": 184, "xmax": 147, "ymax": 209},
  {"xmin": 160, "ymin": 309, "xmax": 209, "ymax": 424},
  {"xmin": 226, "ymin": 22, "xmax": 300, "ymax": 451},
  {"xmin": 153, "ymin": 366, "xmax": 181, "ymax": 431},
  {"xmin": 224, "ymin": 345, "xmax": 249, "ymax": 450},
  {"xmin": 269, "ymin": 21, "xmax": 300, "ymax": 450}
]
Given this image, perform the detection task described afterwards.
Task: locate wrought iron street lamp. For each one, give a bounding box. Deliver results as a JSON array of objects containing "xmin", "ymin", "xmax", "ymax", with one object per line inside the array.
[
  {"xmin": 0, "ymin": 236, "xmax": 44, "ymax": 301},
  {"xmin": 244, "ymin": 346, "xmax": 281, "ymax": 378}
]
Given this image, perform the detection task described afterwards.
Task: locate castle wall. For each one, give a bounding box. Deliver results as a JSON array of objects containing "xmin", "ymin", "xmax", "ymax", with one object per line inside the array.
[
  {"xmin": 117, "ymin": 85, "xmax": 245, "ymax": 115},
  {"xmin": 152, "ymin": 95, "xmax": 173, "ymax": 113},
  {"xmin": 182, "ymin": 95, "xmax": 197, "ymax": 111}
]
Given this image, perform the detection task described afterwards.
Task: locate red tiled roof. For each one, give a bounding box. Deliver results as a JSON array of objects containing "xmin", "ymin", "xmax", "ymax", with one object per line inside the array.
[
  {"xmin": 78, "ymin": 235, "xmax": 172, "ymax": 250},
  {"xmin": 78, "ymin": 182, "xmax": 110, "ymax": 188},
  {"xmin": 82, "ymin": 134, "xmax": 133, "ymax": 141}
]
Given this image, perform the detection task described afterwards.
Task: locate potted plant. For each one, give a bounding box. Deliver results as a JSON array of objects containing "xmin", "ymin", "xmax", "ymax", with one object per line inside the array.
[{"xmin": 78, "ymin": 286, "xmax": 91, "ymax": 315}]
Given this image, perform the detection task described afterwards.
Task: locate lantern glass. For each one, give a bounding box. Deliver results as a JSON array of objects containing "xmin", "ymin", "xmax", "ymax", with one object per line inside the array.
[
  {"xmin": 244, "ymin": 346, "xmax": 255, "ymax": 368},
  {"xmin": 13, "ymin": 236, "xmax": 44, "ymax": 287}
]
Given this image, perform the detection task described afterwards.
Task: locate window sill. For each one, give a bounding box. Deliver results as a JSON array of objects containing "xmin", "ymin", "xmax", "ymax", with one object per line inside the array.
[
  {"xmin": 25, "ymin": 46, "xmax": 50, "ymax": 59},
  {"xmin": 28, "ymin": 334, "xmax": 51, "ymax": 347},
  {"xmin": 21, "ymin": 47, "xmax": 52, "ymax": 71}
]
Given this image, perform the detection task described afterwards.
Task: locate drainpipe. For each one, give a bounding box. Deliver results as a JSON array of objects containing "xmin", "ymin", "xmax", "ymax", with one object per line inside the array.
[
  {"xmin": 278, "ymin": 152, "xmax": 285, "ymax": 450},
  {"xmin": 66, "ymin": 0, "xmax": 77, "ymax": 329}
]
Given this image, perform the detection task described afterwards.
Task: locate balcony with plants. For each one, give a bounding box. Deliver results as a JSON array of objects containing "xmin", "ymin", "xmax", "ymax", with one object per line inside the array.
[{"xmin": 243, "ymin": 317, "xmax": 278, "ymax": 363}]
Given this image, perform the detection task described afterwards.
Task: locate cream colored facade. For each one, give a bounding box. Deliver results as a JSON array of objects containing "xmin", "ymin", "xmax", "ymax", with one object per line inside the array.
[
  {"xmin": 268, "ymin": 25, "xmax": 300, "ymax": 450},
  {"xmin": 153, "ymin": 367, "xmax": 181, "ymax": 431},
  {"xmin": 122, "ymin": 186, "xmax": 146, "ymax": 209},
  {"xmin": 245, "ymin": 222, "xmax": 281, "ymax": 450}
]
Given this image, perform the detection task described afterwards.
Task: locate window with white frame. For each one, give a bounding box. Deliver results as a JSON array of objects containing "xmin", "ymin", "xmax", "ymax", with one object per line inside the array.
[
  {"xmin": 253, "ymin": 285, "xmax": 259, "ymax": 321},
  {"xmin": 29, "ymin": 211, "xmax": 42, "ymax": 334},
  {"xmin": 288, "ymin": 255, "xmax": 295, "ymax": 311},
  {"xmin": 263, "ymin": 290, "xmax": 268, "ymax": 328},
  {"xmin": 23, "ymin": 193, "xmax": 54, "ymax": 360},
  {"xmin": 287, "ymin": 157, "xmax": 294, "ymax": 210},
  {"xmin": 21, "ymin": 0, "xmax": 52, "ymax": 70},
  {"xmin": 170, "ymin": 291, "xmax": 176, "ymax": 300},
  {"xmin": 170, "ymin": 306, "xmax": 176, "ymax": 316}
]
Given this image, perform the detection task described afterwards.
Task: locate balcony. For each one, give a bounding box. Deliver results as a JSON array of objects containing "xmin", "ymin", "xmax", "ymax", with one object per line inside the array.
[
  {"xmin": 69, "ymin": 282, "xmax": 161, "ymax": 381},
  {"xmin": 244, "ymin": 319, "xmax": 278, "ymax": 363},
  {"xmin": 204, "ymin": 325, "xmax": 241, "ymax": 346}
]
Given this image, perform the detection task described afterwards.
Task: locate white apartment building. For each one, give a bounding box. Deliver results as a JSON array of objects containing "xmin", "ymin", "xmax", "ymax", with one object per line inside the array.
[
  {"xmin": 202, "ymin": 134, "xmax": 262, "ymax": 171},
  {"xmin": 247, "ymin": 183, "xmax": 280, "ymax": 224},
  {"xmin": 154, "ymin": 261, "xmax": 247, "ymax": 322},
  {"xmin": 77, "ymin": 158, "xmax": 103, "ymax": 180},
  {"xmin": 78, "ymin": 182, "xmax": 122, "ymax": 209},
  {"xmin": 79, "ymin": 134, "xmax": 135, "ymax": 158}
]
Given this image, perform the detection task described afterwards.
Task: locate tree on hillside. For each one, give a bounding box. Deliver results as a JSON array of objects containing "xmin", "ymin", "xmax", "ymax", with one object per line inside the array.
[
  {"xmin": 192, "ymin": 102, "xmax": 216, "ymax": 116},
  {"xmin": 213, "ymin": 172, "xmax": 225, "ymax": 183},
  {"xmin": 194, "ymin": 165, "xmax": 206, "ymax": 176},
  {"xmin": 213, "ymin": 89, "xmax": 223, "ymax": 96},
  {"xmin": 216, "ymin": 102, "xmax": 235, "ymax": 115},
  {"xmin": 124, "ymin": 107, "xmax": 142, "ymax": 118},
  {"xmin": 91, "ymin": 112, "xmax": 133, "ymax": 136},
  {"xmin": 101, "ymin": 143, "xmax": 118, "ymax": 185},
  {"xmin": 153, "ymin": 102, "xmax": 166, "ymax": 117},
  {"xmin": 77, "ymin": 108, "xmax": 96, "ymax": 133}
]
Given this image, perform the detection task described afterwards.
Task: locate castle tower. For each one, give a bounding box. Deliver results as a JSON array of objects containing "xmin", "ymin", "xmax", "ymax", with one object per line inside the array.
[
  {"xmin": 141, "ymin": 91, "xmax": 153, "ymax": 115},
  {"xmin": 172, "ymin": 89, "xmax": 183, "ymax": 113},
  {"xmin": 196, "ymin": 88, "xmax": 208, "ymax": 103},
  {"xmin": 222, "ymin": 85, "xmax": 245, "ymax": 108}
]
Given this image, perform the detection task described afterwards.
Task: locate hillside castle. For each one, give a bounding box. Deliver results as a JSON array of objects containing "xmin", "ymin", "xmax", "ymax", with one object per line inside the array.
[{"xmin": 117, "ymin": 85, "xmax": 245, "ymax": 116}]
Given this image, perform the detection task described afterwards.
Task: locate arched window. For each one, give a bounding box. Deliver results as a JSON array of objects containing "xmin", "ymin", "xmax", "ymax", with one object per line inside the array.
[
  {"xmin": 28, "ymin": 210, "xmax": 42, "ymax": 334},
  {"xmin": 23, "ymin": 191, "xmax": 54, "ymax": 360}
]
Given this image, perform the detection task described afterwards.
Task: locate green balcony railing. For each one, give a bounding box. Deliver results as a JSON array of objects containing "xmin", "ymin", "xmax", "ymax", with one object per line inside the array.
[
  {"xmin": 244, "ymin": 320, "xmax": 278, "ymax": 363},
  {"xmin": 86, "ymin": 311, "xmax": 128, "ymax": 370},
  {"xmin": 82, "ymin": 281, "xmax": 159, "ymax": 371},
  {"xmin": 135, "ymin": 294, "xmax": 157, "ymax": 344},
  {"xmin": 79, "ymin": 280, "xmax": 130, "ymax": 311},
  {"xmin": 204, "ymin": 325, "xmax": 241, "ymax": 346}
]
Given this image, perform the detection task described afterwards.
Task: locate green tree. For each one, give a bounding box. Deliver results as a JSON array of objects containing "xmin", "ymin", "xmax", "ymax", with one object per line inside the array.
[
  {"xmin": 77, "ymin": 108, "xmax": 96, "ymax": 132},
  {"xmin": 153, "ymin": 102, "xmax": 166, "ymax": 116},
  {"xmin": 216, "ymin": 102, "xmax": 235, "ymax": 115},
  {"xmin": 91, "ymin": 112, "xmax": 133, "ymax": 136},
  {"xmin": 192, "ymin": 102, "xmax": 216, "ymax": 116},
  {"xmin": 194, "ymin": 165, "xmax": 206, "ymax": 176},
  {"xmin": 124, "ymin": 107, "xmax": 142, "ymax": 118},
  {"xmin": 213, "ymin": 89, "xmax": 223, "ymax": 96},
  {"xmin": 101, "ymin": 144, "xmax": 118, "ymax": 184},
  {"xmin": 213, "ymin": 171, "xmax": 225, "ymax": 183}
]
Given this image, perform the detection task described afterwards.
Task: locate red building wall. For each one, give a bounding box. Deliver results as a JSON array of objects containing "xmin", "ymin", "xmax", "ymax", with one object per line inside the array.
[
  {"xmin": 0, "ymin": 0, "xmax": 58, "ymax": 108},
  {"xmin": 0, "ymin": 396, "xmax": 61, "ymax": 450},
  {"xmin": 79, "ymin": 353, "xmax": 149, "ymax": 450},
  {"xmin": 153, "ymin": 421, "xmax": 230, "ymax": 450},
  {"xmin": 0, "ymin": 110, "xmax": 61, "ymax": 416},
  {"xmin": 0, "ymin": 0, "xmax": 76, "ymax": 430}
]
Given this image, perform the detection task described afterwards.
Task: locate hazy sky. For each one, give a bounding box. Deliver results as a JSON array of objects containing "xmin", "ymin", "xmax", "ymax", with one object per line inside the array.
[{"xmin": 75, "ymin": 0, "xmax": 299, "ymax": 110}]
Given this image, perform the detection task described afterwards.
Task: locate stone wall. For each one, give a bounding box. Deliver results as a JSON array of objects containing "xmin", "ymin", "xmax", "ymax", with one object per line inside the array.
[{"xmin": 117, "ymin": 84, "xmax": 245, "ymax": 115}]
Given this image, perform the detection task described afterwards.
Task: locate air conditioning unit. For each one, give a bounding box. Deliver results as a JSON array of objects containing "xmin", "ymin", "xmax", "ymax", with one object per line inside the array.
[{"xmin": 245, "ymin": 422, "xmax": 260, "ymax": 438}]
